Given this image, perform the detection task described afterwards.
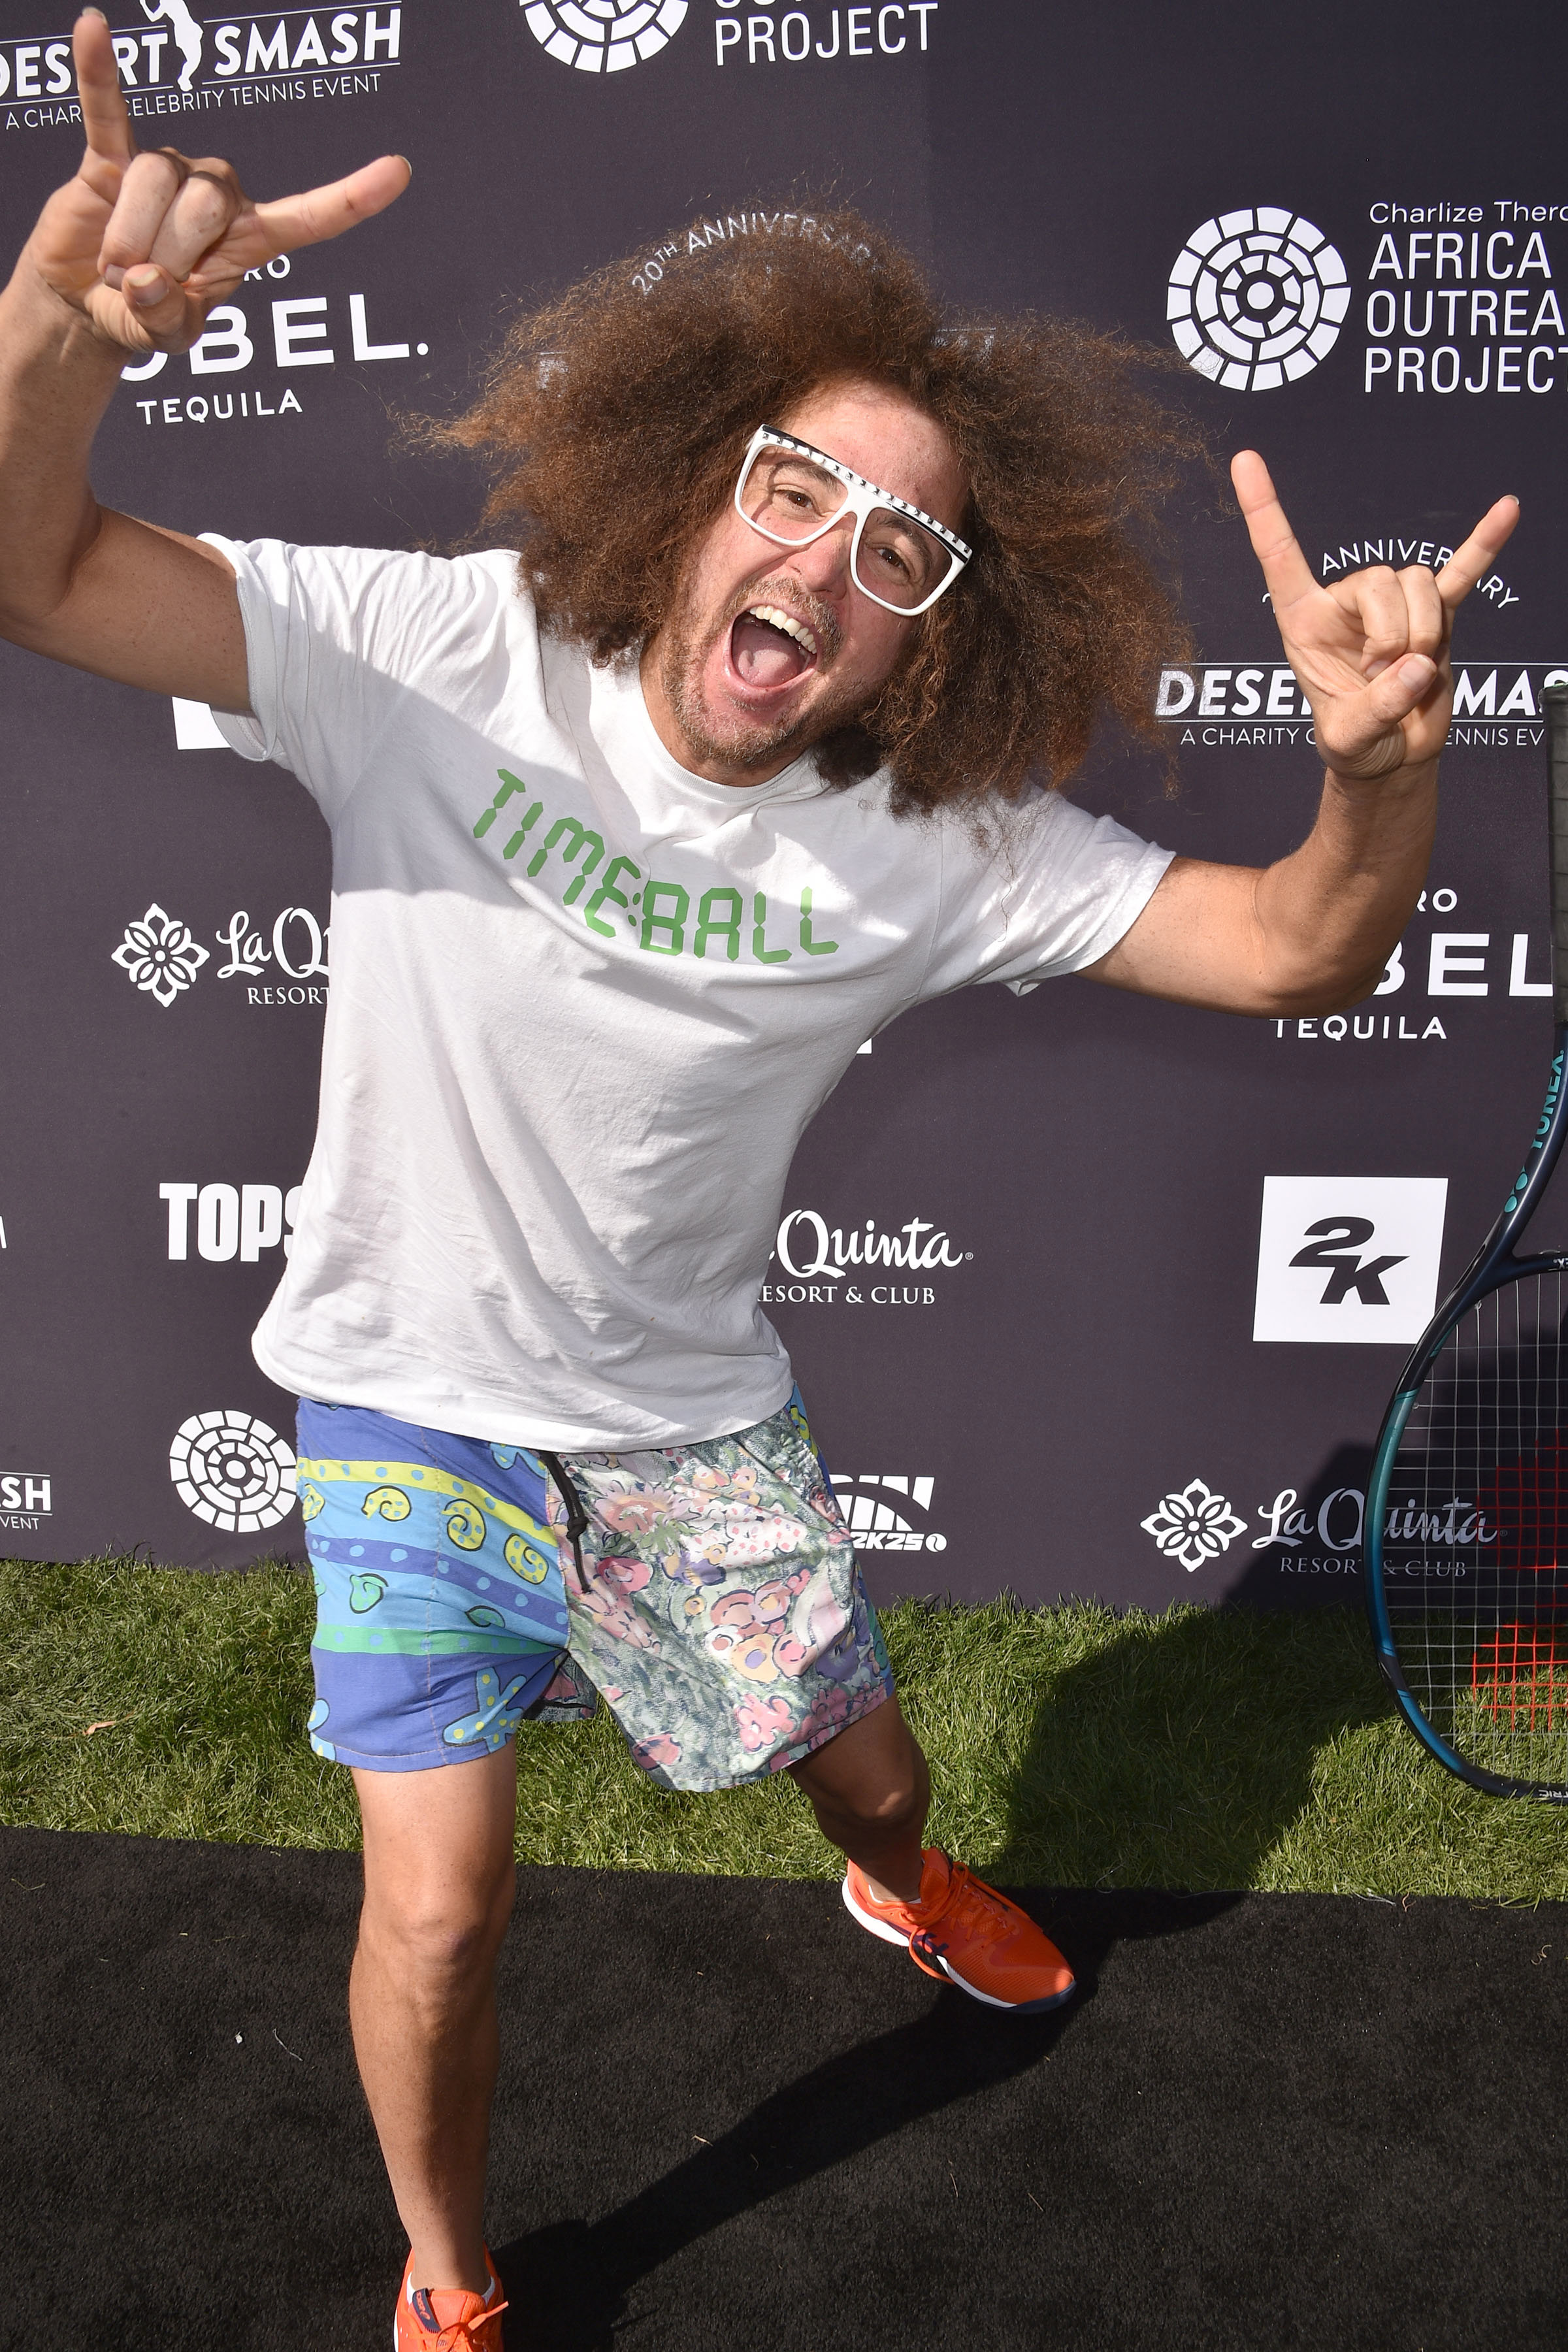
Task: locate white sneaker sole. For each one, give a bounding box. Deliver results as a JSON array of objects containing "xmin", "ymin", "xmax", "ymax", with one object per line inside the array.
[
  {"xmin": 840, "ymin": 1870, "xmax": 912, "ymax": 1948},
  {"xmin": 840, "ymin": 1871, "xmax": 1076, "ymax": 2013}
]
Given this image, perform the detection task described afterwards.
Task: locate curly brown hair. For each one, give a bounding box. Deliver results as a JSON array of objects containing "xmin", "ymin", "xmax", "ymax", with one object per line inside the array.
[{"xmin": 436, "ymin": 205, "xmax": 1203, "ymax": 815}]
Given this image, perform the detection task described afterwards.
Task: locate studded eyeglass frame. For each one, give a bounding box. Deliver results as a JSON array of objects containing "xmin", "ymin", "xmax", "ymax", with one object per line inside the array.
[{"xmin": 734, "ymin": 425, "xmax": 973, "ymax": 616}]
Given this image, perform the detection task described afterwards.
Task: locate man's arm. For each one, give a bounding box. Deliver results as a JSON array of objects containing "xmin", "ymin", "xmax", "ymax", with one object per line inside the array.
[
  {"xmin": 0, "ymin": 265, "xmax": 248, "ymax": 708},
  {"xmin": 1086, "ymin": 454, "xmax": 1519, "ymax": 1017},
  {"xmin": 0, "ymin": 11, "xmax": 409, "ymax": 711}
]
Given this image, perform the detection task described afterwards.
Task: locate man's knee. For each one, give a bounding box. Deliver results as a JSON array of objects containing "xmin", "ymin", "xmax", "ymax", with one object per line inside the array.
[
  {"xmin": 792, "ymin": 1707, "xmax": 930, "ymax": 1832},
  {"xmin": 361, "ymin": 1857, "xmax": 515, "ymax": 1993},
  {"xmin": 811, "ymin": 1765, "xmax": 924, "ymax": 1834}
]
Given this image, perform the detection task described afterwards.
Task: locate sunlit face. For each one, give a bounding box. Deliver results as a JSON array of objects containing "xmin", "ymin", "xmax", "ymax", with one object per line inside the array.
[{"xmin": 640, "ymin": 380, "xmax": 970, "ymax": 787}]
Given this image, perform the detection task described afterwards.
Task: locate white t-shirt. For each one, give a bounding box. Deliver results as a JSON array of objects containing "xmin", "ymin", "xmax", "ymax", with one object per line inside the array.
[{"xmin": 208, "ymin": 538, "xmax": 1171, "ymax": 1450}]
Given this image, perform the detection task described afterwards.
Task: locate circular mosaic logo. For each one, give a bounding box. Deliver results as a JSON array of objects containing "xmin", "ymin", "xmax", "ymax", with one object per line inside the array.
[
  {"xmin": 521, "ymin": 0, "xmax": 687, "ymax": 71},
  {"xmin": 169, "ymin": 1410, "xmax": 297, "ymax": 1533},
  {"xmin": 1167, "ymin": 208, "xmax": 1349, "ymax": 391}
]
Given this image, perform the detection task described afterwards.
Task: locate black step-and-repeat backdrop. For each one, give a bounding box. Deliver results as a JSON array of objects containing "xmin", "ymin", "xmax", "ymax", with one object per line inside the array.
[{"xmin": 2, "ymin": 0, "xmax": 1566, "ymax": 1612}]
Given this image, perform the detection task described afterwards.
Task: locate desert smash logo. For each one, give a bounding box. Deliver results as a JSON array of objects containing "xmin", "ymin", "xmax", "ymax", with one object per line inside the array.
[
  {"xmin": 0, "ymin": 5, "xmax": 403, "ymax": 131},
  {"xmin": 0, "ymin": 1473, "xmax": 52, "ymax": 1530}
]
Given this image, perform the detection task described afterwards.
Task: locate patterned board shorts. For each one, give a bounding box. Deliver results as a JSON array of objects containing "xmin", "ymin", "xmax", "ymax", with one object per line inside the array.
[{"xmin": 295, "ymin": 1388, "xmax": 894, "ymax": 1793}]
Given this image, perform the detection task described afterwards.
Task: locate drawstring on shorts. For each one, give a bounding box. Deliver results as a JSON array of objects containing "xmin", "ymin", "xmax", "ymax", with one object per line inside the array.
[{"xmin": 538, "ymin": 1452, "xmax": 590, "ymax": 1592}]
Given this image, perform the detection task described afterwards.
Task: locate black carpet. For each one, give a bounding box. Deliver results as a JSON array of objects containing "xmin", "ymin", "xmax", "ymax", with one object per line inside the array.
[{"xmin": 5, "ymin": 1827, "xmax": 1567, "ymax": 2348}]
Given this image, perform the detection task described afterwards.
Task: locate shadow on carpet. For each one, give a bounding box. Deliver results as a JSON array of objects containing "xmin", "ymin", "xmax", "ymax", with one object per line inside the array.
[{"xmin": 3, "ymin": 1825, "xmax": 1565, "ymax": 2349}]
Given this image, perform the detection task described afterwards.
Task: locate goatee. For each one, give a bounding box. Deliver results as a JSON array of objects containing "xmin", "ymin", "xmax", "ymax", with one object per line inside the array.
[{"xmin": 653, "ymin": 577, "xmax": 866, "ymax": 776}]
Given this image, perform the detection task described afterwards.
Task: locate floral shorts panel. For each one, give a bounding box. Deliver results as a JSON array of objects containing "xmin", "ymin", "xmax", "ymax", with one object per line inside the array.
[
  {"xmin": 295, "ymin": 1399, "xmax": 578, "ymax": 1773},
  {"xmin": 547, "ymin": 1388, "xmax": 894, "ymax": 1793}
]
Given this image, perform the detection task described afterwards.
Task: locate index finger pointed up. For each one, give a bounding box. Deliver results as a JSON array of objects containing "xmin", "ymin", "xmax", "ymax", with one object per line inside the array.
[
  {"xmin": 74, "ymin": 10, "xmax": 135, "ymax": 167},
  {"xmin": 252, "ymin": 154, "xmax": 412, "ymax": 258},
  {"xmin": 1434, "ymin": 494, "xmax": 1522, "ymax": 612},
  {"xmin": 1231, "ymin": 449, "xmax": 1320, "ymax": 615}
]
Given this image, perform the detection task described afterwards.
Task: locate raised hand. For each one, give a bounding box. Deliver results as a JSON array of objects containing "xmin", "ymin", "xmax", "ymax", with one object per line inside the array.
[
  {"xmin": 25, "ymin": 10, "xmax": 410, "ymax": 355},
  {"xmin": 1232, "ymin": 449, "xmax": 1520, "ymax": 783}
]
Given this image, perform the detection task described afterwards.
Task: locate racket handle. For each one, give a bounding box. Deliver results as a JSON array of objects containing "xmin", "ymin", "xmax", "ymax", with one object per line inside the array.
[{"xmin": 1548, "ymin": 685, "xmax": 1568, "ymax": 1023}]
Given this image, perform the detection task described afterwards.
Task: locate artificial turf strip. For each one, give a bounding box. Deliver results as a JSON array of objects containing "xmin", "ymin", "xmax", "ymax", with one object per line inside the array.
[
  {"xmin": 7, "ymin": 1557, "xmax": 1568, "ymax": 1899},
  {"xmin": 5, "ymin": 1823, "xmax": 1567, "ymax": 2351}
]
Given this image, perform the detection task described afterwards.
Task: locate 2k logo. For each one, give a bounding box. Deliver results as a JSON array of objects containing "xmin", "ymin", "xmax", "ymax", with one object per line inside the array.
[
  {"xmin": 1253, "ymin": 1176, "xmax": 1448, "ymax": 1345},
  {"xmin": 1288, "ymin": 1216, "xmax": 1407, "ymax": 1307}
]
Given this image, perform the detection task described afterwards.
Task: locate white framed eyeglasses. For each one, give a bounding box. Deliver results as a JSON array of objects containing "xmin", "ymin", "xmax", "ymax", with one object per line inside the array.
[{"xmin": 733, "ymin": 424, "xmax": 973, "ymax": 615}]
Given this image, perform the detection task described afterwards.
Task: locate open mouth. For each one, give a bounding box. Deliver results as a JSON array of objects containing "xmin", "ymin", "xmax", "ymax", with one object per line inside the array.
[{"xmin": 727, "ymin": 602, "xmax": 821, "ymax": 693}]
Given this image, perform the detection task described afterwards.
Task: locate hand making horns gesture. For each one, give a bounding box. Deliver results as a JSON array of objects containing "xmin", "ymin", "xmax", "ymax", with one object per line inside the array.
[
  {"xmin": 1233, "ymin": 450, "xmax": 1520, "ymax": 784},
  {"xmin": 28, "ymin": 10, "xmax": 410, "ymax": 355}
]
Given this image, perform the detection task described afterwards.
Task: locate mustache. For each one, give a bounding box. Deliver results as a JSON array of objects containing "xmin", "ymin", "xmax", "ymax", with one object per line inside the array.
[{"xmin": 718, "ymin": 574, "xmax": 844, "ymax": 662}]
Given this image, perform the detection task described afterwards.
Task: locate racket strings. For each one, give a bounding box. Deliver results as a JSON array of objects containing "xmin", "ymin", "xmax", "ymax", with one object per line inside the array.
[
  {"xmin": 1384, "ymin": 1269, "xmax": 1568, "ymax": 1788},
  {"xmin": 1470, "ymin": 1624, "xmax": 1568, "ymax": 1730}
]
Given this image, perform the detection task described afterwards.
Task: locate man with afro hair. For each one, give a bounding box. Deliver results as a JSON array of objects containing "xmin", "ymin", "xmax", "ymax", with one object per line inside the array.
[{"xmin": 0, "ymin": 19, "xmax": 1516, "ymax": 2345}]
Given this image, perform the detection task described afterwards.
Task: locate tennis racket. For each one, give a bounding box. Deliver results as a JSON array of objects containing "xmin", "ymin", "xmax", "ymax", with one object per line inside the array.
[{"xmin": 1365, "ymin": 685, "xmax": 1568, "ymax": 1798}]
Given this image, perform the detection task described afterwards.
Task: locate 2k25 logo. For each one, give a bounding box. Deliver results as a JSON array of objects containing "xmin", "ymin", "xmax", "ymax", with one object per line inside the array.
[
  {"xmin": 1253, "ymin": 1176, "xmax": 1448, "ymax": 1344},
  {"xmin": 829, "ymin": 1473, "xmax": 947, "ymax": 1552}
]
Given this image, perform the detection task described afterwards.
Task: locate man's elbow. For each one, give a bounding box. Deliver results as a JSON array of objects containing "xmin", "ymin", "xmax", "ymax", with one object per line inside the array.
[{"xmin": 1256, "ymin": 962, "xmax": 1390, "ymax": 1019}]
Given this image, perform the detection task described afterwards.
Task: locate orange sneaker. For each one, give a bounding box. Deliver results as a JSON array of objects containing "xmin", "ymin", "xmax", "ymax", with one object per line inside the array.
[
  {"xmin": 843, "ymin": 1848, "xmax": 1076, "ymax": 2013},
  {"xmin": 394, "ymin": 2247, "xmax": 508, "ymax": 2352}
]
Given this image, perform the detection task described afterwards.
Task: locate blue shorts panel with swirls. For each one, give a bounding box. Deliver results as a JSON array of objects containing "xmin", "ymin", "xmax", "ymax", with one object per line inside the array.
[{"xmin": 295, "ymin": 1399, "xmax": 577, "ymax": 1773}]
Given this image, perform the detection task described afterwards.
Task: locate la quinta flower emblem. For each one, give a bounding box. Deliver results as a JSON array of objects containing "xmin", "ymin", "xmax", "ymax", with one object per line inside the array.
[
  {"xmin": 112, "ymin": 903, "xmax": 210, "ymax": 1008},
  {"xmin": 1141, "ymin": 1478, "xmax": 1249, "ymax": 1573}
]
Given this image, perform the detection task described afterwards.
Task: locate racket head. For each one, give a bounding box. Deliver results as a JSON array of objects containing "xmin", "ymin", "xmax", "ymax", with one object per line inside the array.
[
  {"xmin": 1363, "ymin": 692, "xmax": 1568, "ymax": 1795},
  {"xmin": 1367, "ymin": 1262, "xmax": 1568, "ymax": 1799}
]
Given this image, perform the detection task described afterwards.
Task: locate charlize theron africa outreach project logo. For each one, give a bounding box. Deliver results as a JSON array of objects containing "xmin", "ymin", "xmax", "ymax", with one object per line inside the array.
[
  {"xmin": 169, "ymin": 1409, "xmax": 297, "ymax": 1534},
  {"xmin": 1168, "ymin": 208, "xmax": 1350, "ymax": 391},
  {"xmin": 521, "ymin": 0, "xmax": 688, "ymax": 71}
]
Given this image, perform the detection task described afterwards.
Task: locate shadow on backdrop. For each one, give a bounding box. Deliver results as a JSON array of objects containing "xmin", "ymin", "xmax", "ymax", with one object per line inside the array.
[{"xmin": 1225, "ymin": 1441, "xmax": 1377, "ymax": 1616}]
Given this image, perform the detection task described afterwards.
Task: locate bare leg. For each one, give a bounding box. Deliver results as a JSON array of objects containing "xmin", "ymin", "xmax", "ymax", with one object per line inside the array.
[
  {"xmin": 350, "ymin": 1746, "xmax": 517, "ymax": 2295},
  {"xmin": 787, "ymin": 1693, "xmax": 930, "ymax": 1903}
]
